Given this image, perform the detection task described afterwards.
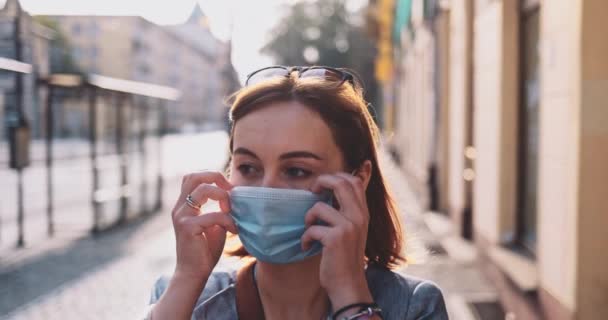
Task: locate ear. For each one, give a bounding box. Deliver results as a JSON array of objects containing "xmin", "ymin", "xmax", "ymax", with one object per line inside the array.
[{"xmin": 355, "ymin": 160, "xmax": 373, "ymax": 191}]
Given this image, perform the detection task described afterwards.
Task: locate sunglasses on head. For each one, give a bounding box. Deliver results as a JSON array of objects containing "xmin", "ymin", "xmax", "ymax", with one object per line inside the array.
[{"xmin": 245, "ymin": 65, "xmax": 362, "ymax": 89}]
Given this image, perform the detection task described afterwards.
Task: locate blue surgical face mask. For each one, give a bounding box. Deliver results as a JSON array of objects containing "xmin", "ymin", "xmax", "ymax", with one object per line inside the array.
[{"xmin": 229, "ymin": 186, "xmax": 332, "ymax": 264}]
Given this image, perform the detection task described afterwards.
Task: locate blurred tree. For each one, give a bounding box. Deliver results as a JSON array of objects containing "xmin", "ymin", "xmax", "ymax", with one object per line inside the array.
[
  {"xmin": 261, "ymin": 0, "xmax": 379, "ymax": 111},
  {"xmin": 34, "ymin": 16, "xmax": 82, "ymax": 74}
]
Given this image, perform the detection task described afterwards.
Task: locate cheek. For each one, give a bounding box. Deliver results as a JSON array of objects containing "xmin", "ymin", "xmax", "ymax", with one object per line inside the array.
[
  {"xmin": 288, "ymin": 178, "xmax": 316, "ymax": 191},
  {"xmin": 229, "ymin": 175, "xmax": 250, "ymax": 187},
  {"xmin": 228, "ymin": 175, "xmax": 239, "ymax": 185}
]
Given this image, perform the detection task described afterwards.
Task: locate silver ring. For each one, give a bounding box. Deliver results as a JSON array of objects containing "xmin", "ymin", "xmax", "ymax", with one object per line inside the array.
[{"xmin": 186, "ymin": 194, "xmax": 202, "ymax": 210}]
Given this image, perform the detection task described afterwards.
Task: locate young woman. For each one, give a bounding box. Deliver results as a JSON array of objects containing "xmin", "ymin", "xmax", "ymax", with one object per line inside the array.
[{"xmin": 145, "ymin": 66, "xmax": 448, "ymax": 320}]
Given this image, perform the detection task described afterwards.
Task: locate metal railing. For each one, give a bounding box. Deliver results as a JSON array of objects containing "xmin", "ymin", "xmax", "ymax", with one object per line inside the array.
[
  {"xmin": 1, "ymin": 61, "xmax": 181, "ymax": 247},
  {"xmin": 1, "ymin": 57, "xmax": 32, "ymax": 247}
]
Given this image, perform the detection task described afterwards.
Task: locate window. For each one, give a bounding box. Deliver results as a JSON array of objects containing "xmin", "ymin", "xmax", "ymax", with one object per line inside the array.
[
  {"xmin": 517, "ymin": 6, "xmax": 540, "ymax": 253},
  {"xmin": 133, "ymin": 38, "xmax": 144, "ymax": 53},
  {"xmin": 137, "ymin": 63, "xmax": 151, "ymax": 78},
  {"xmin": 90, "ymin": 21, "xmax": 99, "ymax": 37},
  {"xmin": 72, "ymin": 23, "xmax": 81, "ymax": 35},
  {"xmin": 90, "ymin": 46, "xmax": 99, "ymax": 59},
  {"xmin": 72, "ymin": 47, "xmax": 83, "ymax": 60}
]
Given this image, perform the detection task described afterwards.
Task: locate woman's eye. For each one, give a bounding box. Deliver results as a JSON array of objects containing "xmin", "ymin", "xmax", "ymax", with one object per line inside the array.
[
  {"xmin": 237, "ymin": 164, "xmax": 259, "ymax": 177},
  {"xmin": 285, "ymin": 167, "xmax": 312, "ymax": 178}
]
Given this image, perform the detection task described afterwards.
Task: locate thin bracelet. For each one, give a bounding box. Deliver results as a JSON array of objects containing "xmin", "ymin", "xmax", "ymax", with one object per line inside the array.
[
  {"xmin": 342, "ymin": 305, "xmax": 383, "ymax": 320},
  {"xmin": 332, "ymin": 303, "xmax": 373, "ymax": 320}
]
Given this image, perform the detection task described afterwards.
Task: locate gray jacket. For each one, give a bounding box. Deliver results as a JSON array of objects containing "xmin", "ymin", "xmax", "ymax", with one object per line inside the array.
[{"xmin": 147, "ymin": 265, "xmax": 448, "ymax": 319}]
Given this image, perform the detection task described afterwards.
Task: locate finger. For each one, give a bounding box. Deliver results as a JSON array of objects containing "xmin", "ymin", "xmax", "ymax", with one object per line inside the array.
[
  {"xmin": 176, "ymin": 172, "xmax": 233, "ymax": 213},
  {"xmin": 304, "ymin": 202, "xmax": 343, "ymax": 227},
  {"xmin": 334, "ymin": 173, "xmax": 369, "ymax": 225},
  {"xmin": 205, "ymin": 225, "xmax": 230, "ymax": 257},
  {"xmin": 178, "ymin": 211, "xmax": 238, "ymax": 235},
  {"xmin": 187, "ymin": 184, "xmax": 231, "ymax": 214},
  {"xmin": 181, "ymin": 171, "xmax": 233, "ymax": 194},
  {"xmin": 301, "ymin": 225, "xmax": 332, "ymax": 250},
  {"xmin": 334, "ymin": 172, "xmax": 366, "ymax": 203},
  {"xmin": 311, "ymin": 174, "xmax": 358, "ymax": 215}
]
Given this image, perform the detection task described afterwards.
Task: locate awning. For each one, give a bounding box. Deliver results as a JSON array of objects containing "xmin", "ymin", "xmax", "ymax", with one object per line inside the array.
[
  {"xmin": 41, "ymin": 73, "xmax": 181, "ymax": 101},
  {"xmin": 393, "ymin": 0, "xmax": 413, "ymax": 44},
  {"xmin": 0, "ymin": 57, "xmax": 33, "ymax": 74}
]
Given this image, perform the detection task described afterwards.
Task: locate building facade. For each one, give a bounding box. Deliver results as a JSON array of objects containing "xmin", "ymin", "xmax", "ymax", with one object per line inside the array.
[
  {"xmin": 370, "ymin": 0, "xmax": 608, "ymax": 319},
  {"xmin": 43, "ymin": 4, "xmax": 231, "ymax": 132}
]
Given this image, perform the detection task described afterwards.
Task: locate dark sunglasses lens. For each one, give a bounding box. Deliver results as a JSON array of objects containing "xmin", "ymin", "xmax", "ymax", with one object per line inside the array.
[
  {"xmin": 300, "ymin": 68, "xmax": 344, "ymax": 82},
  {"xmin": 246, "ymin": 68, "xmax": 289, "ymax": 86}
]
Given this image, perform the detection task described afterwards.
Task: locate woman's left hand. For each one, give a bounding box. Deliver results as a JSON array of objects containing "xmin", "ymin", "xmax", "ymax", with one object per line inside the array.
[{"xmin": 301, "ymin": 173, "xmax": 374, "ymax": 310}]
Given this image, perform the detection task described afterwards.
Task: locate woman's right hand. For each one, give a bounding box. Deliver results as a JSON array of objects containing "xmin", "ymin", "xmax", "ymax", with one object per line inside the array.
[{"xmin": 171, "ymin": 171, "xmax": 237, "ymax": 280}]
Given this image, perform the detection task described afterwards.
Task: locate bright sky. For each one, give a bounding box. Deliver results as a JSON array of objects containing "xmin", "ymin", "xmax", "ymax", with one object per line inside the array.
[{"xmin": 16, "ymin": 0, "xmax": 366, "ymax": 79}]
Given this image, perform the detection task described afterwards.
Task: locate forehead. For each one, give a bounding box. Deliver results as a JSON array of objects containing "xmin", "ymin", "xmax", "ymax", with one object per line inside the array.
[{"xmin": 232, "ymin": 101, "xmax": 339, "ymax": 158}]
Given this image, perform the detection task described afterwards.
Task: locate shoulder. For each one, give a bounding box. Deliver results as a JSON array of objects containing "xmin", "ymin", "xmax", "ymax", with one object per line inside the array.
[
  {"xmin": 366, "ymin": 265, "xmax": 448, "ymax": 320},
  {"xmin": 149, "ymin": 269, "xmax": 238, "ymax": 319},
  {"xmin": 149, "ymin": 269, "xmax": 237, "ymax": 303}
]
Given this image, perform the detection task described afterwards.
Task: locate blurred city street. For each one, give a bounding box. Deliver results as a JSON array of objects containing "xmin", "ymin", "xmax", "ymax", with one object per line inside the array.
[
  {"xmin": 0, "ymin": 132, "xmax": 231, "ymax": 319},
  {"xmin": 1, "ymin": 0, "xmax": 606, "ymax": 319},
  {"xmin": 0, "ymin": 132, "xmax": 229, "ymax": 253},
  {"xmin": 0, "ymin": 132, "xmax": 499, "ymax": 320}
]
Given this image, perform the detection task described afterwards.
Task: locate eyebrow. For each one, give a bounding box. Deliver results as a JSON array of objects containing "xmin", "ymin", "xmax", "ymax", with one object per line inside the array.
[
  {"xmin": 233, "ymin": 147, "xmax": 259, "ymax": 159},
  {"xmin": 279, "ymin": 151, "xmax": 323, "ymax": 161},
  {"xmin": 233, "ymin": 148, "xmax": 323, "ymax": 161}
]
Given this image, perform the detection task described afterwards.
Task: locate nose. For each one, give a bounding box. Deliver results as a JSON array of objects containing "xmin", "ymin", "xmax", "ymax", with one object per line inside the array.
[{"xmin": 260, "ymin": 171, "xmax": 288, "ymax": 189}]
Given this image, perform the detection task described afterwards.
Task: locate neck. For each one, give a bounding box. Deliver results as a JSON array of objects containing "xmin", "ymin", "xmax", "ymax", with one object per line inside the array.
[{"xmin": 256, "ymin": 255, "xmax": 329, "ymax": 319}]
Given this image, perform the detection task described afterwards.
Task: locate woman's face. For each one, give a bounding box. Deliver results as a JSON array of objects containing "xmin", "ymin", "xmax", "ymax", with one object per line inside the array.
[{"xmin": 230, "ymin": 100, "xmax": 346, "ymax": 190}]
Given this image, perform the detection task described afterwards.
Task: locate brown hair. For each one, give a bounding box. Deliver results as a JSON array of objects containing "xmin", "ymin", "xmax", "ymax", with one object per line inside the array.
[{"xmin": 226, "ymin": 73, "xmax": 406, "ymax": 269}]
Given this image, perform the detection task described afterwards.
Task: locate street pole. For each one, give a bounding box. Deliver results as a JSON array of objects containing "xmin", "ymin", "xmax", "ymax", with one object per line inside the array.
[
  {"xmin": 14, "ymin": 1, "xmax": 25, "ymax": 248},
  {"xmin": 116, "ymin": 93, "xmax": 127, "ymax": 224},
  {"xmin": 45, "ymin": 86, "xmax": 54, "ymax": 236},
  {"xmin": 16, "ymin": 167, "xmax": 24, "ymax": 247},
  {"xmin": 89, "ymin": 88, "xmax": 100, "ymax": 233},
  {"xmin": 155, "ymin": 99, "xmax": 165, "ymax": 211},
  {"xmin": 138, "ymin": 97, "xmax": 148, "ymax": 215}
]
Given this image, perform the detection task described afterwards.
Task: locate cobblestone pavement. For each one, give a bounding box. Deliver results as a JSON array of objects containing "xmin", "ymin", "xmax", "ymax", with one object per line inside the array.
[
  {"xmin": 0, "ymin": 174, "xmax": 182, "ymax": 320},
  {"xmin": 0, "ymin": 142, "xmax": 498, "ymax": 320}
]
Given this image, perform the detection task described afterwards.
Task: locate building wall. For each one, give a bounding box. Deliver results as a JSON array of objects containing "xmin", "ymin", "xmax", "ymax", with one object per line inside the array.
[
  {"xmin": 434, "ymin": 9, "xmax": 450, "ymax": 213},
  {"xmin": 472, "ymin": 0, "xmax": 519, "ymax": 244},
  {"xmin": 536, "ymin": 0, "xmax": 581, "ymax": 316},
  {"xmin": 99, "ymin": 18, "xmax": 134, "ymax": 78},
  {"xmin": 447, "ymin": 0, "xmax": 473, "ymax": 233},
  {"xmin": 575, "ymin": 0, "xmax": 608, "ymax": 318},
  {"xmin": 49, "ymin": 16, "xmax": 135, "ymax": 79},
  {"xmin": 394, "ymin": 23, "xmax": 436, "ymax": 201},
  {"xmin": 31, "ymin": 24, "xmax": 52, "ymax": 77},
  {"xmin": 389, "ymin": 0, "xmax": 608, "ymax": 318},
  {"xmin": 46, "ymin": 15, "xmax": 224, "ymax": 132},
  {"xmin": 393, "ymin": 0, "xmax": 436, "ymax": 202},
  {"xmin": 536, "ymin": 1, "xmax": 608, "ymax": 318}
]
